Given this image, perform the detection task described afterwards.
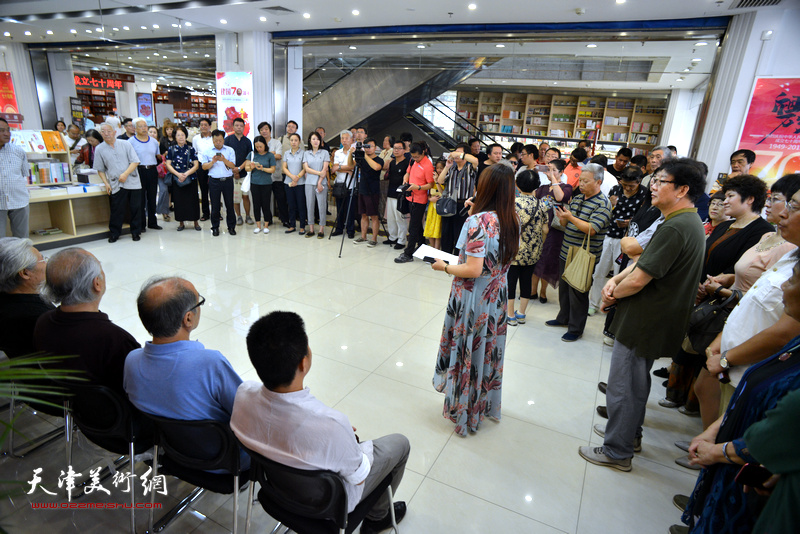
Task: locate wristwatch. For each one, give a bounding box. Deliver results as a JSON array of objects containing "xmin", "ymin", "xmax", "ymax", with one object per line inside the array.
[{"xmin": 719, "ymin": 351, "xmax": 730, "ymax": 370}]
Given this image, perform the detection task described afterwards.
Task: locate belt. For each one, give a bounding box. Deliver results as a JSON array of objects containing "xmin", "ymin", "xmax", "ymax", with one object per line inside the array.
[
  {"xmin": 138, "ymin": 164, "xmax": 157, "ymax": 169},
  {"xmin": 210, "ymin": 175, "xmax": 232, "ymax": 181}
]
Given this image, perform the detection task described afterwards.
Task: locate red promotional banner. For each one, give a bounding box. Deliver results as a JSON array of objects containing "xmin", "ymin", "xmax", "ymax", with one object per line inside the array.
[
  {"xmin": 737, "ymin": 77, "xmax": 800, "ymax": 184},
  {"xmin": 0, "ymin": 72, "xmax": 22, "ymax": 125}
]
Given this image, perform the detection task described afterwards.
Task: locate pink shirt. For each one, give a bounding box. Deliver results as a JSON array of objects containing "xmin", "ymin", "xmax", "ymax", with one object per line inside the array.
[
  {"xmin": 731, "ymin": 233, "xmax": 796, "ymax": 292},
  {"xmin": 408, "ymin": 157, "xmax": 434, "ymax": 204}
]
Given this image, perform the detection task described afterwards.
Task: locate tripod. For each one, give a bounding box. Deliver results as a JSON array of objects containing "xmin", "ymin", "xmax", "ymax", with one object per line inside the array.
[{"xmin": 331, "ymin": 159, "xmax": 389, "ymax": 258}]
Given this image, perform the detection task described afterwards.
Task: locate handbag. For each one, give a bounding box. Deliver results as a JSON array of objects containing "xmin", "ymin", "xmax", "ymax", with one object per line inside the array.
[
  {"xmin": 562, "ymin": 234, "xmax": 596, "ymax": 293},
  {"xmin": 332, "ymin": 180, "xmax": 348, "ymax": 199},
  {"xmin": 172, "ymin": 173, "xmax": 194, "ymax": 188},
  {"xmin": 241, "ymin": 175, "xmax": 251, "ymax": 193},
  {"xmin": 397, "ymin": 191, "xmax": 411, "ymax": 215},
  {"xmin": 157, "ymin": 162, "xmax": 167, "ymax": 180},
  {"xmin": 686, "ymin": 289, "xmax": 742, "ymax": 353}
]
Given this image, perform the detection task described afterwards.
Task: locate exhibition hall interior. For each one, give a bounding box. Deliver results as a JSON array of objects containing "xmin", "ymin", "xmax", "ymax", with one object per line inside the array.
[{"xmin": 0, "ymin": 0, "xmax": 798, "ymax": 533}]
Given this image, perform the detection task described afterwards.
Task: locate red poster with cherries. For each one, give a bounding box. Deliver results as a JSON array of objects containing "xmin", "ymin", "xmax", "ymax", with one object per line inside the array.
[
  {"xmin": 215, "ymin": 71, "xmax": 253, "ymax": 140},
  {"xmin": 737, "ymin": 77, "xmax": 800, "ymax": 184}
]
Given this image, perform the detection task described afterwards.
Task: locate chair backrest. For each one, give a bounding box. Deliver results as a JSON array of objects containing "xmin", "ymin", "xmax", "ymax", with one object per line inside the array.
[
  {"xmin": 240, "ymin": 443, "xmax": 349, "ymax": 528},
  {"xmin": 143, "ymin": 414, "xmax": 240, "ymax": 474}
]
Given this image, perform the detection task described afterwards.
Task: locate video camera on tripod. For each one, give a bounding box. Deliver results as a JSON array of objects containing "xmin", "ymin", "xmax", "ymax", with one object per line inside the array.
[{"xmin": 352, "ymin": 141, "xmax": 366, "ymax": 162}]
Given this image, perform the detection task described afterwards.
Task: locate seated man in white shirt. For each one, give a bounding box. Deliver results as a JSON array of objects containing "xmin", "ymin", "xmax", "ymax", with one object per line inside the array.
[{"xmin": 230, "ymin": 311, "xmax": 409, "ymax": 533}]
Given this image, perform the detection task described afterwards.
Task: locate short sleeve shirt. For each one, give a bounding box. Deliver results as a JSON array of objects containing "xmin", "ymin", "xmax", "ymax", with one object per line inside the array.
[
  {"xmin": 267, "ymin": 138, "xmax": 283, "ymax": 180},
  {"xmin": 357, "ymin": 156, "xmax": 384, "ymax": 195},
  {"xmin": 407, "ymin": 157, "xmax": 433, "ymax": 204},
  {"xmin": 94, "ymin": 140, "xmax": 141, "ymax": 192},
  {"xmin": 128, "ymin": 135, "xmax": 159, "ymax": 166},
  {"xmin": 303, "ymin": 149, "xmax": 330, "ymax": 187},
  {"xmin": 200, "ymin": 145, "xmax": 236, "ymax": 179},
  {"xmin": 333, "ymin": 149, "xmax": 354, "ymax": 188},
  {"xmin": 386, "ymin": 158, "xmax": 410, "ymax": 198},
  {"xmin": 166, "ymin": 144, "xmax": 197, "ymax": 174},
  {"xmin": 607, "ymin": 185, "xmax": 649, "ymax": 239},
  {"xmin": 611, "ymin": 209, "xmax": 706, "ymax": 359},
  {"xmin": 559, "ymin": 192, "xmax": 612, "ymax": 261},
  {"xmin": 513, "ymin": 195, "xmax": 548, "ymax": 266},
  {"xmin": 248, "ymin": 151, "xmax": 276, "ymax": 185},
  {"xmin": 224, "ymin": 134, "xmax": 253, "ymax": 178},
  {"xmin": 0, "ymin": 142, "xmax": 30, "ymax": 210},
  {"xmin": 283, "ymin": 149, "xmax": 305, "ymax": 186}
]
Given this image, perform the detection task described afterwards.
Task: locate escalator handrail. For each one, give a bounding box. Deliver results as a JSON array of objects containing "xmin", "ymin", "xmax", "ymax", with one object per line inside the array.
[{"xmin": 429, "ymin": 97, "xmax": 502, "ymax": 148}]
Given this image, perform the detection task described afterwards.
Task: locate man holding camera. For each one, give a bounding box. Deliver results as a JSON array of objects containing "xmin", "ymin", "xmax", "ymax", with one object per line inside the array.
[
  {"xmin": 200, "ymin": 130, "xmax": 238, "ymax": 236},
  {"xmin": 349, "ymin": 138, "xmax": 384, "ymax": 247}
]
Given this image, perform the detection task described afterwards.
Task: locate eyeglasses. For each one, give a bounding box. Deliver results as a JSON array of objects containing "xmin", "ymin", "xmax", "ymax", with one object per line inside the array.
[
  {"xmin": 766, "ymin": 196, "xmax": 786, "ymax": 206},
  {"xmin": 37, "ymin": 256, "xmax": 49, "ymax": 264},
  {"xmin": 786, "ymin": 200, "xmax": 800, "ymax": 215},
  {"xmin": 650, "ymin": 178, "xmax": 676, "ymax": 187},
  {"xmin": 187, "ymin": 295, "xmax": 205, "ymax": 314}
]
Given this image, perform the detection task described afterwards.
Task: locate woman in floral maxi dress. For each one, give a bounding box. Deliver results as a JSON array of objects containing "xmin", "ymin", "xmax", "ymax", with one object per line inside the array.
[{"xmin": 431, "ymin": 164, "xmax": 520, "ymax": 436}]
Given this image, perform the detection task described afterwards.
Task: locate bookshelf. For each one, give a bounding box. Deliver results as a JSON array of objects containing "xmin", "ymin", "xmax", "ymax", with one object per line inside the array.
[
  {"xmin": 454, "ymin": 91, "xmax": 479, "ymax": 143},
  {"xmin": 76, "ymin": 88, "xmax": 117, "ymax": 118},
  {"xmin": 456, "ymin": 90, "xmax": 666, "ymax": 155}
]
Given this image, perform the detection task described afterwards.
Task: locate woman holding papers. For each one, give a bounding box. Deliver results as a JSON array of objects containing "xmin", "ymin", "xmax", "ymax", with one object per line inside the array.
[{"xmin": 430, "ymin": 164, "xmax": 520, "ymax": 436}]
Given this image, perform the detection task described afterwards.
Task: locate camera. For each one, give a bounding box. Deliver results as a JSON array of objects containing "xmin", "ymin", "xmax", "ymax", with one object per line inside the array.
[{"xmin": 353, "ymin": 141, "xmax": 365, "ymax": 162}]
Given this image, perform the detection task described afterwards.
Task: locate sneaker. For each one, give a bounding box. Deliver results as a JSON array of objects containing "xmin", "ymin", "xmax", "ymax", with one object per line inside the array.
[
  {"xmin": 673, "ymin": 494, "xmax": 690, "ymax": 511},
  {"xmin": 236, "ymin": 216, "xmax": 244, "ymax": 226},
  {"xmin": 603, "ymin": 335, "xmax": 615, "ymax": 346},
  {"xmin": 353, "ymin": 236, "xmax": 367, "ymax": 244},
  {"xmin": 587, "ymin": 307, "xmax": 597, "ymax": 316},
  {"xmin": 561, "ymin": 333, "xmax": 581, "ymax": 342},
  {"xmin": 545, "ymin": 320, "xmax": 568, "ymax": 327},
  {"xmin": 245, "ymin": 216, "xmax": 254, "ymax": 225},
  {"xmin": 305, "ymin": 232, "xmax": 314, "ymax": 238},
  {"xmin": 578, "ymin": 446, "xmax": 632, "ymax": 472},
  {"xmin": 507, "ymin": 316, "xmax": 518, "ymax": 326},
  {"xmin": 678, "ymin": 405, "xmax": 700, "ymax": 417},
  {"xmin": 514, "ymin": 311, "xmax": 526, "ymax": 324},
  {"xmin": 367, "ymin": 240, "xmax": 377, "ymax": 248},
  {"xmin": 253, "ymin": 227, "xmax": 261, "ymax": 234},
  {"xmin": 263, "ymin": 228, "xmax": 270, "ymax": 234},
  {"xmin": 394, "ymin": 243, "xmax": 405, "ymax": 250},
  {"xmin": 394, "ymin": 253, "xmax": 414, "ymax": 264},
  {"xmin": 658, "ymin": 397, "xmax": 681, "ymax": 408},
  {"xmin": 360, "ymin": 502, "xmax": 407, "ymax": 534},
  {"xmin": 593, "ymin": 424, "xmax": 641, "ymax": 452}
]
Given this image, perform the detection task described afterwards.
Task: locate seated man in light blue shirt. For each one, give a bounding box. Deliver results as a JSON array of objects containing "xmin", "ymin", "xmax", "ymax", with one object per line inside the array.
[
  {"xmin": 123, "ymin": 275, "xmax": 249, "ymax": 471},
  {"xmin": 199, "ymin": 129, "xmax": 238, "ymax": 236}
]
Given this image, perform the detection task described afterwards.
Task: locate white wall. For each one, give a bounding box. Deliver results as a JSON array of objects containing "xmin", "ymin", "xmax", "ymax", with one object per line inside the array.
[
  {"xmin": 663, "ymin": 87, "xmax": 705, "ymax": 157},
  {"xmin": 0, "ymin": 43, "xmax": 41, "ymax": 130},
  {"xmin": 116, "ymin": 81, "xmax": 154, "ymax": 120}
]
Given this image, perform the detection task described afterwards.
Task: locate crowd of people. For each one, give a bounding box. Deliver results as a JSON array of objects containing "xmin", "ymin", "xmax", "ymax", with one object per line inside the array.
[{"xmin": 3, "ymin": 113, "xmax": 800, "ymax": 532}]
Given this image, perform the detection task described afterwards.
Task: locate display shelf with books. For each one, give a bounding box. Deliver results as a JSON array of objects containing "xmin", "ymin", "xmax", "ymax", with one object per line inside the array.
[
  {"xmin": 629, "ymin": 98, "xmax": 667, "ymax": 150},
  {"xmin": 10, "ymin": 130, "xmax": 75, "ymax": 185},
  {"xmin": 453, "ymin": 91, "xmax": 480, "ymax": 142}
]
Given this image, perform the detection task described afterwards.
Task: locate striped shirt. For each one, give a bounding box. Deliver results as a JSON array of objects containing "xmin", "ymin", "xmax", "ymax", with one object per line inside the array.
[
  {"xmin": 0, "ymin": 142, "xmax": 29, "ymax": 210},
  {"xmin": 559, "ymin": 192, "xmax": 612, "ymax": 261}
]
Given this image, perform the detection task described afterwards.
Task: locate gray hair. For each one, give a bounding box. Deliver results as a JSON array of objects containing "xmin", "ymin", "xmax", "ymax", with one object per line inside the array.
[
  {"xmin": 42, "ymin": 248, "xmax": 102, "ymax": 306},
  {"xmin": 0, "ymin": 237, "xmax": 37, "ymax": 293},
  {"xmin": 99, "ymin": 122, "xmax": 115, "ymax": 133},
  {"xmin": 652, "ymin": 146, "xmax": 674, "ymax": 159},
  {"xmin": 132, "ymin": 117, "xmax": 148, "ymax": 128},
  {"xmin": 583, "ymin": 163, "xmax": 605, "ymax": 182},
  {"xmin": 339, "ymin": 130, "xmax": 352, "ymax": 140},
  {"xmin": 137, "ymin": 276, "xmax": 197, "ymax": 338}
]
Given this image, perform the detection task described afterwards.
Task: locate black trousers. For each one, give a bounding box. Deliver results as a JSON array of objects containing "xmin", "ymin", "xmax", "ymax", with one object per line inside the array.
[
  {"xmin": 556, "ymin": 258, "xmax": 594, "ymax": 336},
  {"xmin": 272, "ymin": 180, "xmax": 289, "ymax": 224},
  {"xmin": 440, "ymin": 210, "xmax": 469, "ymax": 255},
  {"xmin": 336, "ymin": 191, "xmax": 358, "ymax": 235},
  {"xmin": 507, "ymin": 264, "xmax": 535, "ymax": 300},
  {"xmin": 209, "ymin": 178, "xmax": 236, "ymax": 231},
  {"xmin": 404, "ymin": 202, "xmax": 427, "ymax": 257},
  {"xmin": 109, "ymin": 187, "xmax": 142, "ymax": 238},
  {"xmin": 251, "ymin": 183, "xmax": 273, "ymax": 222},
  {"xmin": 196, "ymin": 166, "xmax": 210, "ymax": 219},
  {"xmin": 138, "ymin": 166, "xmax": 159, "ymax": 228}
]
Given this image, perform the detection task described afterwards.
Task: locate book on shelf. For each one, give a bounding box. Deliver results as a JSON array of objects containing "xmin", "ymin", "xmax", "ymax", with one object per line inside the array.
[
  {"xmin": 619, "ymin": 116, "xmax": 629, "ymax": 126},
  {"xmin": 604, "ymin": 116, "xmax": 620, "ymax": 126},
  {"xmin": 41, "ymin": 131, "xmax": 66, "ymax": 152}
]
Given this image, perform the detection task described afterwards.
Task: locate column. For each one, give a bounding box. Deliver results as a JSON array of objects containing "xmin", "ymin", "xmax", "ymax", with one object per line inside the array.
[
  {"xmin": 0, "ymin": 42, "xmax": 42, "ymax": 130},
  {"xmin": 47, "ymin": 52, "xmax": 77, "ymax": 125}
]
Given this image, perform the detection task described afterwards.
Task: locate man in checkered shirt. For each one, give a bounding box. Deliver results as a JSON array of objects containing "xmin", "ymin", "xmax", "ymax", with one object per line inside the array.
[{"xmin": 0, "ymin": 118, "xmax": 30, "ymax": 238}]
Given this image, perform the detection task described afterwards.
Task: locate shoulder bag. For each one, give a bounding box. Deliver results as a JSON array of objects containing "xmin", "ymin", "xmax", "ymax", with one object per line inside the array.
[
  {"xmin": 686, "ymin": 289, "xmax": 742, "ymax": 353},
  {"xmin": 562, "ymin": 234, "xmax": 596, "ymax": 293},
  {"xmin": 435, "ymin": 169, "xmax": 458, "ymax": 217}
]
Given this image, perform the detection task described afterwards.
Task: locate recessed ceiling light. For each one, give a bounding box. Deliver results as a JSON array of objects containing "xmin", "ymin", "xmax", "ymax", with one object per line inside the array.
[
  {"xmin": 85, "ymin": 54, "xmax": 90, "ymax": 57},
  {"xmin": 553, "ymin": 81, "xmax": 558, "ymax": 84},
  {"xmin": 70, "ymin": 29, "xmax": 77, "ymax": 34},
  {"xmin": 417, "ymin": 44, "xmax": 425, "ymax": 49},
  {"xmin": 495, "ymin": 44, "xmax": 505, "ymax": 48},
  {"xmin": 146, "ymin": 56, "xmax": 150, "ymax": 59},
  {"xmin": 352, "ymin": 9, "xmax": 360, "ymax": 15},
  {"xmin": 620, "ymin": 32, "xmax": 627, "ymax": 36},
  {"xmin": 183, "ymin": 55, "xmax": 188, "ymax": 58},
  {"xmin": 695, "ymin": 41, "xmax": 708, "ymax": 46},
  {"xmin": 204, "ymin": 54, "xmax": 210, "ymax": 57},
  {"xmin": 46, "ymin": 30, "xmax": 53, "ymax": 35},
  {"xmin": 86, "ymin": 29, "xmax": 92, "ymax": 33},
  {"xmin": 112, "ymin": 27, "xmax": 119, "ymax": 31},
  {"xmin": 123, "ymin": 26, "xmax": 129, "ymax": 30},
  {"xmin": 24, "ymin": 31, "xmax": 31, "ymax": 36},
  {"xmin": 683, "ymin": 68, "xmax": 690, "ymax": 72},
  {"xmin": 338, "ymin": 52, "xmax": 343, "ymax": 55},
  {"xmin": 676, "ymin": 78, "xmax": 683, "ymax": 82},
  {"xmin": 95, "ymin": 27, "xmax": 102, "ymax": 32},
  {"xmin": 171, "ymin": 23, "xmax": 178, "ymax": 28},
  {"xmin": 692, "ymin": 58, "xmax": 702, "ymax": 62},
  {"xmin": 105, "ymin": 63, "xmax": 109, "ymax": 66},
  {"xmin": 586, "ymin": 43, "xmax": 597, "ymax": 48},
  {"xmin": 259, "ymin": 16, "xmax": 267, "ymax": 22},
  {"xmin": 303, "ymin": 12, "xmax": 311, "ymax": 18},
  {"xmin": 154, "ymin": 52, "xmax": 159, "ymax": 56},
  {"xmin": 616, "ymin": 0, "xmax": 626, "ymax": 3},
  {"xmin": 141, "ymin": 26, "xmax": 147, "ymax": 30},
  {"xmin": 349, "ymin": 45, "xmax": 357, "ymax": 49},
  {"xmin": 4, "ymin": 32, "xmax": 10, "ymax": 37},
  {"xmin": 185, "ymin": 22, "xmax": 192, "ymax": 26},
  {"xmin": 468, "ymin": 3, "xmax": 477, "ymax": 9},
  {"xmin": 128, "ymin": 56, "xmax": 132, "ymax": 59},
  {"xmin": 220, "ymin": 19, "xmax": 227, "ymax": 24}
]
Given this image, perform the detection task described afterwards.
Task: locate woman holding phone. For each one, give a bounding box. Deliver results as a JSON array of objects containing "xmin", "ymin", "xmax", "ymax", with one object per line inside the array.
[{"xmin": 430, "ymin": 164, "xmax": 519, "ymax": 436}]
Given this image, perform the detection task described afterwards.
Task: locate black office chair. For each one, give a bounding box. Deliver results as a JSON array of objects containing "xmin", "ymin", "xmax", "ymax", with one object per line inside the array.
[
  {"xmin": 143, "ymin": 415, "xmax": 250, "ymax": 534},
  {"xmin": 240, "ymin": 443, "xmax": 399, "ymax": 534},
  {"xmin": 60, "ymin": 382, "xmax": 154, "ymax": 534}
]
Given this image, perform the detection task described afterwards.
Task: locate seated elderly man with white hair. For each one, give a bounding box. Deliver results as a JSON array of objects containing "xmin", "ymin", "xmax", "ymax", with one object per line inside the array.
[
  {"xmin": 127, "ymin": 116, "xmax": 162, "ymax": 231},
  {"xmin": 0, "ymin": 237, "xmax": 53, "ymax": 359},
  {"xmin": 34, "ymin": 247, "xmax": 139, "ymax": 394}
]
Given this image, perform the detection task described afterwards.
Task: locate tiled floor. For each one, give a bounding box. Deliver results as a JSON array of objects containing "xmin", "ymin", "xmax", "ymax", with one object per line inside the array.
[{"xmin": 1, "ymin": 217, "xmax": 703, "ymax": 533}]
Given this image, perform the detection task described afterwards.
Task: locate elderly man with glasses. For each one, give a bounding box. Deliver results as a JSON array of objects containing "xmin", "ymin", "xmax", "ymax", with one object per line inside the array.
[{"xmin": 123, "ymin": 276, "xmax": 249, "ymax": 471}]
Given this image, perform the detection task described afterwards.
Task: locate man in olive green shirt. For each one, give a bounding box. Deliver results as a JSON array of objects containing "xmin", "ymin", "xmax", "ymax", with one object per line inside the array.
[{"xmin": 579, "ymin": 159, "xmax": 706, "ymax": 471}]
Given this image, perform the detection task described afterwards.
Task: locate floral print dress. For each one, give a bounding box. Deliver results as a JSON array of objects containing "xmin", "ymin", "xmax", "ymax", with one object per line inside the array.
[{"xmin": 433, "ymin": 211, "xmax": 509, "ymax": 436}]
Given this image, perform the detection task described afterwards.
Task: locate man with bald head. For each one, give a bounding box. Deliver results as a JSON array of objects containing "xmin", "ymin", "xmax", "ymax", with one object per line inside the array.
[
  {"xmin": 34, "ymin": 247, "xmax": 139, "ymax": 393},
  {"xmin": 124, "ymin": 277, "xmax": 247, "ymax": 471}
]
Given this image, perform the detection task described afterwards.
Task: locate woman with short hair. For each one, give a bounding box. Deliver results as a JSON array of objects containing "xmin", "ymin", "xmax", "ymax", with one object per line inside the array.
[{"xmin": 165, "ymin": 125, "xmax": 200, "ymax": 231}]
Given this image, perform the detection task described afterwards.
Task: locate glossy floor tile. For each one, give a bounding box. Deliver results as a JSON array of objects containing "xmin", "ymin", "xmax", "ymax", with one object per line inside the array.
[{"xmin": 1, "ymin": 219, "xmax": 706, "ymax": 533}]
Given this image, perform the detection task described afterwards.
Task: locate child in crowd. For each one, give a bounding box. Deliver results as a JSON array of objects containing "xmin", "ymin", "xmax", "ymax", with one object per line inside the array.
[{"xmin": 424, "ymin": 159, "xmax": 446, "ymax": 250}]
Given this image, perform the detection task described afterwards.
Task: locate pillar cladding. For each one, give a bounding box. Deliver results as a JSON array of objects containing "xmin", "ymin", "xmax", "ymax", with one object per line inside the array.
[{"xmin": 0, "ymin": 42, "xmax": 42, "ymax": 130}]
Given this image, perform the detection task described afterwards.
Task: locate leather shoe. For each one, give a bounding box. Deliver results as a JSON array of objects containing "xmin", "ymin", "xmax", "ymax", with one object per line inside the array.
[
  {"xmin": 330, "ymin": 230, "xmax": 343, "ymax": 236},
  {"xmin": 229, "ymin": 228, "xmax": 237, "ymax": 236},
  {"xmin": 108, "ymin": 236, "xmax": 118, "ymax": 243},
  {"xmin": 148, "ymin": 224, "xmax": 163, "ymax": 230},
  {"xmin": 669, "ymin": 525, "xmax": 689, "ymax": 534},
  {"xmin": 545, "ymin": 320, "xmax": 568, "ymax": 327},
  {"xmin": 596, "ymin": 405, "xmax": 608, "ymax": 419},
  {"xmin": 561, "ymin": 333, "xmax": 581, "ymax": 342},
  {"xmin": 598, "ymin": 382, "xmax": 607, "ymax": 395},
  {"xmin": 212, "ymin": 228, "xmax": 220, "ymax": 236},
  {"xmin": 132, "ymin": 234, "xmax": 141, "ymax": 241},
  {"xmin": 360, "ymin": 502, "xmax": 406, "ymax": 534},
  {"xmin": 673, "ymin": 494, "xmax": 690, "ymax": 511},
  {"xmin": 653, "ymin": 367, "xmax": 670, "ymax": 378}
]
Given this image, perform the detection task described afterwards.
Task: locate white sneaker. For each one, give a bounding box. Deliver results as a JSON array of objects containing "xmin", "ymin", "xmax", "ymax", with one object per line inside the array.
[
  {"xmin": 603, "ymin": 335, "xmax": 615, "ymax": 346},
  {"xmin": 263, "ymin": 227, "xmax": 270, "ymax": 234},
  {"xmin": 253, "ymin": 227, "xmax": 261, "ymax": 234}
]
